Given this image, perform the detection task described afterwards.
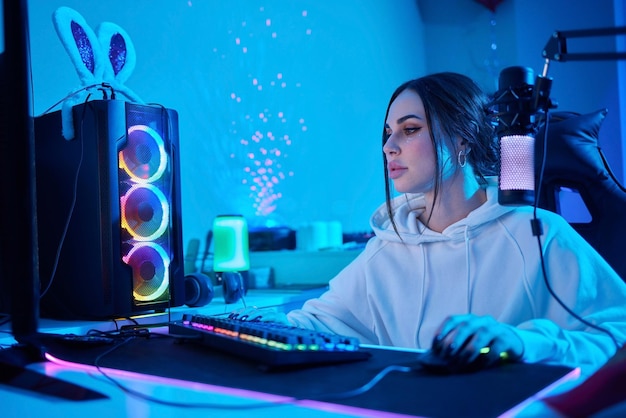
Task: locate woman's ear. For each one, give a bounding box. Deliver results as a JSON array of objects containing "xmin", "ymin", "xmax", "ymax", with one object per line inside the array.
[{"xmin": 455, "ymin": 136, "xmax": 470, "ymax": 153}]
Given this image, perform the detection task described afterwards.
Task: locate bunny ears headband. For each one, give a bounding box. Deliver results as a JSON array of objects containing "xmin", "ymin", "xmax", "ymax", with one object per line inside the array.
[{"xmin": 52, "ymin": 6, "xmax": 144, "ymax": 139}]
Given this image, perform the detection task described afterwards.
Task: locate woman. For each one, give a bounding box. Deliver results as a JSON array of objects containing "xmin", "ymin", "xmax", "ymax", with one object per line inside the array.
[{"xmin": 285, "ymin": 72, "xmax": 626, "ymax": 371}]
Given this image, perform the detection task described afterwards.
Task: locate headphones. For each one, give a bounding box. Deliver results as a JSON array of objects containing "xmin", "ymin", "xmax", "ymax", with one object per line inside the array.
[
  {"xmin": 184, "ymin": 272, "xmax": 214, "ymax": 307},
  {"xmin": 217, "ymin": 271, "xmax": 246, "ymax": 304},
  {"xmin": 184, "ymin": 271, "xmax": 247, "ymax": 307}
]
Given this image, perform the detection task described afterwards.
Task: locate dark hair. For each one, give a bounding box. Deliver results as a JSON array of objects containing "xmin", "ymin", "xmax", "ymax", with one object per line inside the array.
[{"xmin": 382, "ymin": 72, "xmax": 498, "ymax": 232}]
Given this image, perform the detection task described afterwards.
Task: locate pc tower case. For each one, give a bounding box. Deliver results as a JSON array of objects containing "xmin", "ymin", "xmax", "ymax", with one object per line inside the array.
[{"xmin": 35, "ymin": 100, "xmax": 185, "ymax": 319}]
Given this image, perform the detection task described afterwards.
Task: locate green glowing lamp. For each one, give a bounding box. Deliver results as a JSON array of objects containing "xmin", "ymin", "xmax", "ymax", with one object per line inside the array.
[{"xmin": 212, "ymin": 215, "xmax": 250, "ymax": 272}]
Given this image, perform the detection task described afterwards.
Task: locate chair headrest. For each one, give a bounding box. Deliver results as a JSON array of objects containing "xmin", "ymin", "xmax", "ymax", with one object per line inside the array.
[{"xmin": 535, "ymin": 109, "xmax": 609, "ymax": 185}]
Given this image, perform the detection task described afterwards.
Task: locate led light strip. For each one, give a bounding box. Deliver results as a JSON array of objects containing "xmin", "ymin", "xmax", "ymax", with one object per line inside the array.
[
  {"xmin": 120, "ymin": 183, "xmax": 170, "ymax": 241},
  {"xmin": 124, "ymin": 242, "xmax": 170, "ymax": 302},
  {"xmin": 120, "ymin": 124, "xmax": 168, "ymax": 183}
]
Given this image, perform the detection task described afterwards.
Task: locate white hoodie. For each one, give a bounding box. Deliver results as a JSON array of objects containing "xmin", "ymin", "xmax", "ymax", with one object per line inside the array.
[{"xmin": 287, "ymin": 184, "xmax": 626, "ymax": 370}]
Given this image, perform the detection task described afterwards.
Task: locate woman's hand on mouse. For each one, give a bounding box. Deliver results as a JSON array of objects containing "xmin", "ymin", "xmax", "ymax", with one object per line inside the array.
[{"xmin": 431, "ymin": 314, "xmax": 525, "ymax": 365}]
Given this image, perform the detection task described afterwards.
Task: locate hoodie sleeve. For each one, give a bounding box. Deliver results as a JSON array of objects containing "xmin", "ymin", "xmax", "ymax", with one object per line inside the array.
[
  {"xmin": 286, "ymin": 243, "xmax": 380, "ymax": 344},
  {"xmin": 513, "ymin": 213, "xmax": 626, "ymax": 371}
]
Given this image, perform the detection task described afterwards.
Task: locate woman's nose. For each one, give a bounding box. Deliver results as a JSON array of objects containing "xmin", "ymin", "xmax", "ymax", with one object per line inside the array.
[{"xmin": 383, "ymin": 134, "xmax": 399, "ymax": 155}]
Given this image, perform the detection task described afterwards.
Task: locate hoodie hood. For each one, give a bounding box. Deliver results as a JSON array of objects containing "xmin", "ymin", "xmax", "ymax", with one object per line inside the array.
[{"xmin": 370, "ymin": 181, "xmax": 517, "ymax": 245}]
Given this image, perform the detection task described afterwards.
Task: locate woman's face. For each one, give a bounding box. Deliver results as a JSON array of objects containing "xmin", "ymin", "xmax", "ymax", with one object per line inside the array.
[{"xmin": 383, "ymin": 89, "xmax": 455, "ymax": 194}]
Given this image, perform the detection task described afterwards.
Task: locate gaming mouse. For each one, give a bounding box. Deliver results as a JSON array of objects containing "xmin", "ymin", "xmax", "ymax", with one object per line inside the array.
[{"xmin": 414, "ymin": 349, "xmax": 506, "ymax": 375}]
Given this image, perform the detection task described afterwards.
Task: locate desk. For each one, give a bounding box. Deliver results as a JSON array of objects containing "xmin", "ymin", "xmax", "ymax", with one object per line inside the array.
[
  {"xmin": 0, "ymin": 340, "xmax": 576, "ymax": 418},
  {"xmin": 0, "ymin": 289, "xmax": 622, "ymax": 418},
  {"xmin": 0, "ymin": 288, "xmax": 325, "ymax": 347}
]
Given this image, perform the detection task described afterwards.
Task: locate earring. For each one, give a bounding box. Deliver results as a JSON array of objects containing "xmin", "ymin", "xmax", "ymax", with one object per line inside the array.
[{"xmin": 457, "ymin": 149, "xmax": 467, "ymax": 168}]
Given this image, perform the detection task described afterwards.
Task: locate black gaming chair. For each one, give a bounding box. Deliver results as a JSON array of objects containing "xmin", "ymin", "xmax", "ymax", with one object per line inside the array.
[{"xmin": 535, "ymin": 108, "xmax": 626, "ymax": 282}]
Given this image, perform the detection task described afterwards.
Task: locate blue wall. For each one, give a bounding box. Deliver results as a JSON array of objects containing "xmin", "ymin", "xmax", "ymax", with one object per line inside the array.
[
  {"xmin": 27, "ymin": 0, "xmax": 624, "ymax": 250},
  {"xmin": 419, "ymin": 0, "xmax": 625, "ymax": 182},
  {"xmin": 28, "ymin": 0, "xmax": 425, "ymax": 247}
]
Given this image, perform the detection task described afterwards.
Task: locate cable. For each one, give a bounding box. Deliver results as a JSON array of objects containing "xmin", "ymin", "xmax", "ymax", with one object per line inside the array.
[
  {"xmin": 52, "ymin": 330, "xmax": 412, "ymax": 411},
  {"xmin": 200, "ymin": 230, "xmax": 214, "ymax": 273},
  {"xmin": 598, "ymin": 147, "xmax": 626, "ymax": 193},
  {"xmin": 314, "ymin": 365, "xmax": 412, "ymax": 400},
  {"xmin": 532, "ymin": 112, "xmax": 620, "ymax": 350},
  {"xmin": 39, "ymin": 94, "xmax": 91, "ymax": 299},
  {"xmin": 89, "ymin": 334, "xmax": 293, "ymax": 410},
  {"xmin": 39, "ymin": 83, "xmax": 106, "ymax": 116}
]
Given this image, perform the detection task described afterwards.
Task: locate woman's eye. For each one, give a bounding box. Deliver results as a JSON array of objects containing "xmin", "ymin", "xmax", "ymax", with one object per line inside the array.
[{"xmin": 404, "ymin": 126, "xmax": 421, "ymax": 135}]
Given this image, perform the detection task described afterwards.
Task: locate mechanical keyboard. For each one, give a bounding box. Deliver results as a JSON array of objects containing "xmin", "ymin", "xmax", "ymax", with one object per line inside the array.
[{"xmin": 169, "ymin": 313, "xmax": 371, "ymax": 368}]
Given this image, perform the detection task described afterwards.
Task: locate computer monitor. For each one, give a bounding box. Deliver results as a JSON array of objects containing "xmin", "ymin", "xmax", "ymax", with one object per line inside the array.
[{"xmin": 0, "ymin": 0, "xmax": 39, "ymax": 339}]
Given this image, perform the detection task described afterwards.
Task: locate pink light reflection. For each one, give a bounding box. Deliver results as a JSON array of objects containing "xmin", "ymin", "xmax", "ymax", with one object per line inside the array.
[
  {"xmin": 499, "ymin": 367, "xmax": 582, "ymax": 417},
  {"xmin": 43, "ymin": 352, "xmax": 290, "ymax": 404}
]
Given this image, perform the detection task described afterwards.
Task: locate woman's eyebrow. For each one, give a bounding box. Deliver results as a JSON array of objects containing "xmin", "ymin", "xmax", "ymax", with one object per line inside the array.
[
  {"xmin": 397, "ymin": 114, "xmax": 423, "ymax": 124},
  {"xmin": 385, "ymin": 114, "xmax": 423, "ymax": 129}
]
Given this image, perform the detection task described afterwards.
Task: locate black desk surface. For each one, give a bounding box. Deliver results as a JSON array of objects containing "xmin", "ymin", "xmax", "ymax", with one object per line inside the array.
[{"xmin": 31, "ymin": 332, "xmax": 575, "ymax": 418}]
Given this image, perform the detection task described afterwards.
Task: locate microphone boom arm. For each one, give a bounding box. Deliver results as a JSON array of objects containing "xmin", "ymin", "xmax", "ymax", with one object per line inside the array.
[{"xmin": 542, "ymin": 26, "xmax": 626, "ymax": 62}]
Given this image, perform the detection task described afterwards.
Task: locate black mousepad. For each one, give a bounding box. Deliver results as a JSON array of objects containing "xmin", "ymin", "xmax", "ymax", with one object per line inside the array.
[{"xmin": 38, "ymin": 333, "xmax": 574, "ymax": 417}]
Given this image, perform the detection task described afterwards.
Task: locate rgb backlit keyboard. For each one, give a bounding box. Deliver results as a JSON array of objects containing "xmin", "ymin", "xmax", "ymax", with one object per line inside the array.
[{"xmin": 169, "ymin": 313, "xmax": 371, "ymax": 368}]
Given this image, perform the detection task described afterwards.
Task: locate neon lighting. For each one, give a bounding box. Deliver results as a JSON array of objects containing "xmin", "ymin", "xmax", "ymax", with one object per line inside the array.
[
  {"xmin": 43, "ymin": 352, "xmax": 296, "ymax": 404},
  {"xmin": 185, "ymin": 315, "xmax": 362, "ymax": 357},
  {"xmin": 215, "ymin": 327, "xmax": 239, "ymax": 338},
  {"xmin": 499, "ymin": 367, "xmax": 581, "ymax": 417},
  {"xmin": 212, "ymin": 216, "xmax": 250, "ymax": 272},
  {"xmin": 120, "ymin": 124, "xmax": 168, "ymax": 183},
  {"xmin": 44, "ymin": 352, "xmax": 417, "ymax": 417},
  {"xmin": 123, "ymin": 242, "xmax": 170, "ymax": 302},
  {"xmin": 120, "ymin": 183, "xmax": 169, "ymax": 241}
]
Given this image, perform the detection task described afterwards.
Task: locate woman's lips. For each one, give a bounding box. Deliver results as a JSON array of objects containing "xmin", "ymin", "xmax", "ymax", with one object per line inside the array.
[{"xmin": 388, "ymin": 161, "xmax": 407, "ymax": 179}]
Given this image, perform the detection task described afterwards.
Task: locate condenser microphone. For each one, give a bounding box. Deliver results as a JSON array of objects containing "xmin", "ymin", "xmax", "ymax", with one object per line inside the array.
[
  {"xmin": 494, "ymin": 66, "xmax": 538, "ymax": 206},
  {"xmin": 492, "ymin": 65, "xmax": 554, "ymax": 206}
]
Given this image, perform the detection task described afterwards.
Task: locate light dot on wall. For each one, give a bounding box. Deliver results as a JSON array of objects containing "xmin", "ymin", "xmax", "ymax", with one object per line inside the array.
[{"xmin": 217, "ymin": 7, "xmax": 312, "ymax": 220}]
